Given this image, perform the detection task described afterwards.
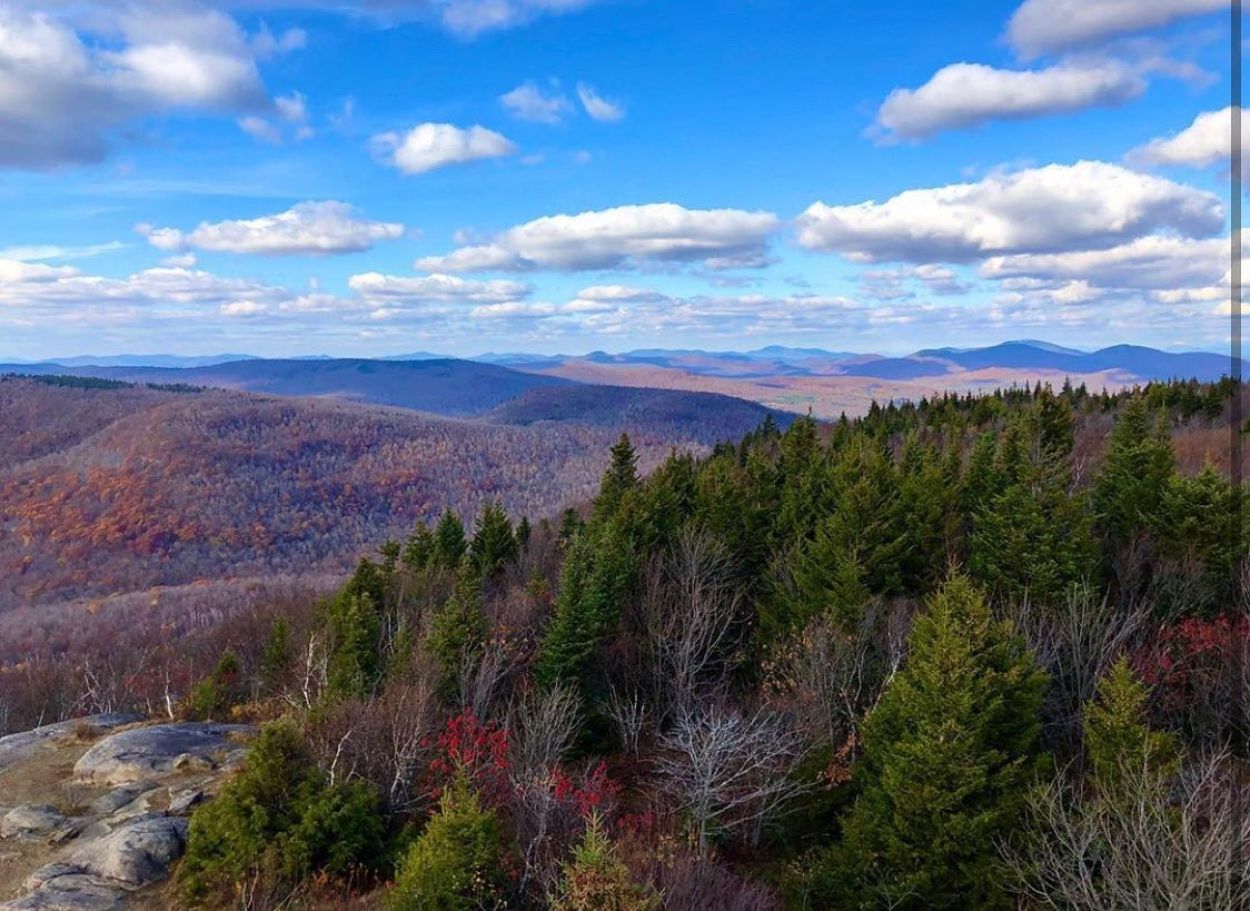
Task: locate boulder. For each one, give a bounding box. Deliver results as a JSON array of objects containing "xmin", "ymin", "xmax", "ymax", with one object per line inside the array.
[
  {"xmin": 64, "ymin": 816, "xmax": 188, "ymax": 887},
  {"xmin": 72, "ymin": 723, "xmax": 251, "ymax": 785},
  {"xmin": 1, "ymin": 806, "xmax": 66, "ymax": 840},
  {"xmin": 167, "ymin": 788, "xmax": 203, "ymax": 816},
  {"xmin": 86, "ymin": 785, "xmax": 154, "ymax": 818},
  {"xmin": 0, "ymin": 716, "xmax": 142, "ymax": 773},
  {"xmin": 2, "ymin": 870, "xmax": 124, "ymax": 910}
]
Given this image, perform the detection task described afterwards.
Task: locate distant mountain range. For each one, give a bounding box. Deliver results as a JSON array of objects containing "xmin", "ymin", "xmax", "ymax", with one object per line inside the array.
[
  {"xmin": 0, "ymin": 356, "xmax": 782, "ymax": 426},
  {"xmin": 13, "ymin": 340, "xmax": 1237, "ymax": 383}
]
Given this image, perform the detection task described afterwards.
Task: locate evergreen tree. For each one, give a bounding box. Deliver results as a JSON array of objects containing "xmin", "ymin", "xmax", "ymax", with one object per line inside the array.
[
  {"xmin": 535, "ymin": 521, "xmax": 634, "ymax": 693},
  {"xmin": 388, "ymin": 773, "xmax": 509, "ymax": 911},
  {"xmin": 554, "ymin": 814, "xmax": 659, "ymax": 911},
  {"xmin": 1083, "ymin": 655, "xmax": 1180, "ymax": 793},
  {"xmin": 820, "ymin": 574, "xmax": 1047, "ymax": 909},
  {"xmin": 425, "ymin": 561, "xmax": 488, "ymax": 697},
  {"xmin": 402, "ymin": 524, "xmax": 435, "ymax": 570},
  {"xmin": 432, "ymin": 511, "xmax": 469, "ymax": 568},
  {"xmin": 1093, "ymin": 398, "xmax": 1175, "ymax": 549},
  {"xmin": 182, "ymin": 720, "xmax": 383, "ymax": 898},
  {"xmin": 596, "ymin": 433, "xmax": 639, "ymax": 517},
  {"xmin": 325, "ymin": 593, "xmax": 382, "ymax": 700},
  {"xmin": 259, "ymin": 617, "xmax": 293, "ymax": 694},
  {"xmin": 469, "ymin": 501, "xmax": 518, "ymax": 580},
  {"xmin": 558, "ymin": 508, "xmax": 585, "ymax": 547}
]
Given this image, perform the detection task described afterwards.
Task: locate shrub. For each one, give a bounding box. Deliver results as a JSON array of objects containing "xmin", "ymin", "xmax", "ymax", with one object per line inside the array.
[
  {"xmin": 554, "ymin": 813, "xmax": 659, "ymax": 911},
  {"xmin": 181, "ymin": 719, "xmax": 384, "ymax": 900},
  {"xmin": 388, "ymin": 773, "xmax": 511, "ymax": 911}
]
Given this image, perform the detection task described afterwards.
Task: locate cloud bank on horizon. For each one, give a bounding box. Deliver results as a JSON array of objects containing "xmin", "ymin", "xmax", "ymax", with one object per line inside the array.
[{"xmin": 0, "ymin": 0, "xmax": 1238, "ymax": 358}]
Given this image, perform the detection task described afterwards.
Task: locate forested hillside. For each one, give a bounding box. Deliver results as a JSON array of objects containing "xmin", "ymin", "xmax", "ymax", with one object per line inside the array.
[
  {"xmin": 0, "ymin": 377, "xmax": 776, "ymax": 612},
  {"xmin": 1, "ymin": 376, "xmax": 1243, "ymax": 909}
]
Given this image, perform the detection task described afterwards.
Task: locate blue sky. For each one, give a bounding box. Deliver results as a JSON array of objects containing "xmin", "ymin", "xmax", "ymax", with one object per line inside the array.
[{"xmin": 0, "ymin": 0, "xmax": 1237, "ymax": 358}]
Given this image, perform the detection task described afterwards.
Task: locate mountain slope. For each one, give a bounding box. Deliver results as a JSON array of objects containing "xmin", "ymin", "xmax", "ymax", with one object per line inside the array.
[{"xmin": 0, "ymin": 377, "xmax": 774, "ymax": 609}]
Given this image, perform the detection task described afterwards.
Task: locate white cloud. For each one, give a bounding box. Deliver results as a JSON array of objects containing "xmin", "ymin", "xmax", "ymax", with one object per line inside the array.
[
  {"xmin": 0, "ymin": 241, "xmax": 123, "ymax": 262},
  {"xmin": 416, "ymin": 203, "xmax": 779, "ymax": 272},
  {"xmin": 874, "ymin": 60, "xmax": 1144, "ymax": 140},
  {"xmin": 796, "ymin": 160, "xmax": 1222, "ymax": 263},
  {"xmin": 1008, "ymin": 0, "xmax": 1227, "ymax": 59},
  {"xmin": 370, "ymin": 123, "xmax": 516, "ymax": 175},
  {"xmin": 239, "ymin": 115, "xmax": 282, "ymax": 143},
  {"xmin": 1131, "ymin": 106, "xmax": 1240, "ymax": 171},
  {"xmin": 139, "ymin": 201, "xmax": 405, "ymax": 256},
  {"xmin": 500, "ymin": 81, "xmax": 571, "ymax": 123},
  {"xmin": 220, "ymin": 300, "xmax": 268, "ymax": 316},
  {"xmin": 348, "ymin": 271, "xmax": 530, "ymax": 303},
  {"xmin": 981, "ymin": 235, "xmax": 1227, "ymax": 290},
  {"xmin": 0, "ymin": 5, "xmax": 271, "ymax": 168},
  {"xmin": 576, "ymin": 82, "xmax": 624, "ymax": 122},
  {"xmin": 438, "ymin": 0, "xmax": 596, "ymax": 38}
]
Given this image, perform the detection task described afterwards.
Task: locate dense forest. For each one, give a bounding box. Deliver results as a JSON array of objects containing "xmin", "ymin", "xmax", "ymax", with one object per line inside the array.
[
  {"xmin": 1, "ymin": 377, "xmax": 1246, "ymax": 909},
  {"xmin": 0, "ymin": 377, "xmax": 774, "ymax": 611}
]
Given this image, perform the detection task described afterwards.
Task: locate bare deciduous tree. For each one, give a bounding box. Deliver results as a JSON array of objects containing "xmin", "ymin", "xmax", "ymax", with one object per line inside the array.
[
  {"xmin": 509, "ymin": 683, "xmax": 580, "ymax": 777},
  {"xmin": 604, "ymin": 686, "xmax": 650, "ymax": 756},
  {"xmin": 1009, "ymin": 584, "xmax": 1150, "ymax": 744},
  {"xmin": 644, "ymin": 530, "xmax": 746, "ymax": 718},
  {"xmin": 656, "ymin": 705, "xmax": 809, "ymax": 855},
  {"xmin": 1004, "ymin": 749, "xmax": 1250, "ymax": 910}
]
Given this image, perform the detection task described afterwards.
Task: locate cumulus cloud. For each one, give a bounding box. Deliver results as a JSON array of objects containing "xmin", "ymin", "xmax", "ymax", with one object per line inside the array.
[
  {"xmin": 416, "ymin": 203, "xmax": 779, "ymax": 272},
  {"xmin": 1007, "ymin": 0, "xmax": 1227, "ymax": 59},
  {"xmin": 500, "ymin": 81, "xmax": 571, "ymax": 123},
  {"xmin": 874, "ymin": 60, "xmax": 1144, "ymax": 140},
  {"xmin": 348, "ymin": 271, "xmax": 531, "ymax": 303},
  {"xmin": 138, "ymin": 201, "xmax": 405, "ymax": 256},
  {"xmin": 1131, "ymin": 106, "xmax": 1241, "ymax": 171},
  {"xmin": 795, "ymin": 161, "xmax": 1222, "ymax": 263},
  {"xmin": 576, "ymin": 83, "xmax": 624, "ymax": 122},
  {"xmin": 0, "ymin": 4, "xmax": 274, "ymax": 168},
  {"xmin": 370, "ymin": 123, "xmax": 516, "ymax": 175},
  {"xmin": 981, "ymin": 235, "xmax": 1227, "ymax": 290}
]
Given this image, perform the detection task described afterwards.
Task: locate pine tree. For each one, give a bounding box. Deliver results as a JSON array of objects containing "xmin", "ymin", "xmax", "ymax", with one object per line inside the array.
[
  {"xmin": 822, "ymin": 574, "xmax": 1047, "ymax": 909},
  {"xmin": 469, "ymin": 501, "xmax": 518, "ymax": 580},
  {"xmin": 1093, "ymin": 398, "xmax": 1175, "ymax": 548},
  {"xmin": 554, "ymin": 814, "xmax": 659, "ymax": 911},
  {"xmin": 535, "ymin": 521, "xmax": 634, "ymax": 693},
  {"xmin": 432, "ymin": 511, "xmax": 468, "ymax": 568},
  {"xmin": 387, "ymin": 773, "xmax": 509, "ymax": 911},
  {"xmin": 1083, "ymin": 655, "xmax": 1180, "ymax": 794},
  {"xmin": 596, "ymin": 433, "xmax": 639, "ymax": 517}
]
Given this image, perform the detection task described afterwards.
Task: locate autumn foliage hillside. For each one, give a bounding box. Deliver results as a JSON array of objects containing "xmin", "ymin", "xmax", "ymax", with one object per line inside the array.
[{"xmin": 0, "ymin": 377, "xmax": 776, "ymax": 611}]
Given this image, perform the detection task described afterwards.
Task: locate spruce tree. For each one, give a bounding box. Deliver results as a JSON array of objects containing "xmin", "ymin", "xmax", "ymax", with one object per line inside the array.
[
  {"xmin": 596, "ymin": 433, "xmax": 639, "ymax": 517},
  {"xmin": 1083, "ymin": 655, "xmax": 1180, "ymax": 793},
  {"xmin": 824, "ymin": 574, "xmax": 1047, "ymax": 909},
  {"xmin": 432, "ymin": 510, "xmax": 468, "ymax": 568},
  {"xmin": 426, "ymin": 561, "xmax": 488, "ymax": 697},
  {"xmin": 1093, "ymin": 398, "xmax": 1175, "ymax": 548},
  {"xmin": 469, "ymin": 501, "xmax": 518, "ymax": 580},
  {"xmin": 535, "ymin": 521, "xmax": 634, "ymax": 693}
]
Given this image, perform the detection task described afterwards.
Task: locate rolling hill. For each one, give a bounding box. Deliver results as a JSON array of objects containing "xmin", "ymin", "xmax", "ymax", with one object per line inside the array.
[{"xmin": 0, "ymin": 375, "xmax": 778, "ymax": 612}]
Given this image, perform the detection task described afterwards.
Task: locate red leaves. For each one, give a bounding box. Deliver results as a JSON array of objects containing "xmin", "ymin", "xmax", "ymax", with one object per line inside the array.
[
  {"xmin": 551, "ymin": 759, "xmax": 621, "ymax": 819},
  {"xmin": 427, "ymin": 710, "xmax": 511, "ymax": 803}
]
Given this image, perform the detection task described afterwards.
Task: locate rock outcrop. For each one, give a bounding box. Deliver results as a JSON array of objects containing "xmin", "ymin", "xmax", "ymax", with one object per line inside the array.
[
  {"xmin": 0, "ymin": 719, "xmax": 252, "ymax": 910},
  {"xmin": 73, "ymin": 724, "xmax": 250, "ymax": 786}
]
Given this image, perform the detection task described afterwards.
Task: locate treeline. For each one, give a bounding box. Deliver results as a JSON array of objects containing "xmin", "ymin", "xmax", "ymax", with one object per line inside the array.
[{"xmin": 2, "ymin": 377, "xmax": 1246, "ymax": 909}]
